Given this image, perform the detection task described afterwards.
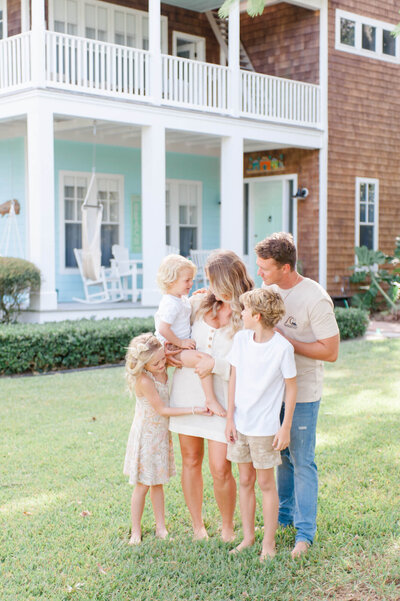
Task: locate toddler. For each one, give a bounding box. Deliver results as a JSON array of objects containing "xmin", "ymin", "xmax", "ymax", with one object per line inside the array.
[
  {"xmin": 123, "ymin": 332, "xmax": 209, "ymax": 545},
  {"xmin": 154, "ymin": 254, "xmax": 226, "ymax": 417}
]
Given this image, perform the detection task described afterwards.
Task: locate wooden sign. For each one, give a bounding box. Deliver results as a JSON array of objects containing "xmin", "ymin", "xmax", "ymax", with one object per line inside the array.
[{"xmin": 245, "ymin": 153, "xmax": 285, "ymax": 175}]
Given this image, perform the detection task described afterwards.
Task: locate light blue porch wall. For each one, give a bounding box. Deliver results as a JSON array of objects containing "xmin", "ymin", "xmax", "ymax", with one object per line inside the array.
[
  {"xmin": 0, "ymin": 138, "xmax": 26, "ymax": 259},
  {"xmin": 166, "ymin": 153, "xmax": 220, "ymax": 250},
  {"xmin": 54, "ymin": 141, "xmax": 220, "ymax": 302}
]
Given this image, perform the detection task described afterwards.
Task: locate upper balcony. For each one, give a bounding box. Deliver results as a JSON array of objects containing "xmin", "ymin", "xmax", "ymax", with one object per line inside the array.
[{"xmin": 0, "ymin": 0, "xmax": 322, "ymax": 130}]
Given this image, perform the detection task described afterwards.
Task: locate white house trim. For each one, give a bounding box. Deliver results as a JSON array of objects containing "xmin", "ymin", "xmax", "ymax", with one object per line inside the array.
[
  {"xmin": 0, "ymin": 0, "xmax": 7, "ymax": 39},
  {"xmin": 220, "ymin": 135, "xmax": 243, "ymax": 255},
  {"xmin": 318, "ymin": 0, "xmax": 328, "ymax": 289}
]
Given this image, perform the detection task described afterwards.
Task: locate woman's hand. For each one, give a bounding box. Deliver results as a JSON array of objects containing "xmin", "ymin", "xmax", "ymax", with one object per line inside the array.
[{"xmin": 194, "ymin": 354, "xmax": 215, "ymax": 378}]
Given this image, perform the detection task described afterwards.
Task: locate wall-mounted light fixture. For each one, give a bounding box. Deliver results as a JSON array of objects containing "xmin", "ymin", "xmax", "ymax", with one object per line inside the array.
[{"xmin": 292, "ymin": 187, "xmax": 309, "ymax": 199}]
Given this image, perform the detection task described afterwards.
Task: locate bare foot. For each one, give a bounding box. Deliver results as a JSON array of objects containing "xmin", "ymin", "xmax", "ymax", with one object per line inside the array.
[
  {"xmin": 156, "ymin": 528, "xmax": 168, "ymax": 540},
  {"xmin": 291, "ymin": 541, "xmax": 310, "ymax": 558},
  {"xmin": 260, "ymin": 543, "xmax": 276, "ymax": 562},
  {"xmin": 193, "ymin": 526, "xmax": 209, "ymax": 540},
  {"xmin": 128, "ymin": 532, "xmax": 141, "ymax": 545},
  {"xmin": 221, "ymin": 526, "xmax": 236, "ymax": 543},
  {"xmin": 229, "ymin": 539, "xmax": 255, "ymax": 554},
  {"xmin": 206, "ymin": 398, "xmax": 227, "ymax": 417}
]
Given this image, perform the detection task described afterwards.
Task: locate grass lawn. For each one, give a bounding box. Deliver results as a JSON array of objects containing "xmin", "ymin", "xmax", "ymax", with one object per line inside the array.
[{"xmin": 1, "ymin": 338, "xmax": 400, "ymax": 601}]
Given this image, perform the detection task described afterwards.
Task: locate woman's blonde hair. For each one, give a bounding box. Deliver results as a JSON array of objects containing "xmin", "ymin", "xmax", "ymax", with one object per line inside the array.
[
  {"xmin": 125, "ymin": 332, "xmax": 162, "ymax": 393},
  {"xmin": 197, "ymin": 250, "xmax": 254, "ymax": 336},
  {"xmin": 156, "ymin": 254, "xmax": 197, "ymax": 294},
  {"xmin": 240, "ymin": 289, "xmax": 285, "ymax": 328}
]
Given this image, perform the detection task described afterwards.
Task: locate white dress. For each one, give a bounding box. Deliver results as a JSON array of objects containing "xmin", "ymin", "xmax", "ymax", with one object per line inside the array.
[
  {"xmin": 123, "ymin": 371, "xmax": 176, "ymax": 486},
  {"xmin": 169, "ymin": 297, "xmax": 234, "ymax": 443}
]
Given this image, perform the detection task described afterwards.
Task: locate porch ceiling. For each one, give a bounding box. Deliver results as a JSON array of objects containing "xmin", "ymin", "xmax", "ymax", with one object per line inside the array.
[{"xmin": 162, "ymin": 0, "xmax": 222, "ymax": 11}]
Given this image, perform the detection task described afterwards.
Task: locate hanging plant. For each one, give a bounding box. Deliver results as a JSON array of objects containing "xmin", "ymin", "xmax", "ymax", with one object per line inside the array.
[{"xmin": 219, "ymin": 0, "xmax": 265, "ymax": 18}]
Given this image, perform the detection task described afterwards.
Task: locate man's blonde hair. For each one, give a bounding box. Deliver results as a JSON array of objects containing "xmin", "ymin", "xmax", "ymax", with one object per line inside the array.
[
  {"xmin": 240, "ymin": 289, "xmax": 285, "ymax": 328},
  {"xmin": 156, "ymin": 254, "xmax": 197, "ymax": 293}
]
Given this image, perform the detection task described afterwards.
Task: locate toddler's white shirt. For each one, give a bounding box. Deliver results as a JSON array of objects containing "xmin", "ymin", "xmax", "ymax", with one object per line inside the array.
[
  {"xmin": 155, "ymin": 294, "xmax": 191, "ymax": 344},
  {"xmin": 227, "ymin": 330, "xmax": 296, "ymax": 436}
]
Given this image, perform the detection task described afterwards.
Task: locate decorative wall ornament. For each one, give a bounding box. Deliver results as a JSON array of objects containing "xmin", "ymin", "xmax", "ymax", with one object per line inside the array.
[{"xmin": 245, "ymin": 153, "xmax": 285, "ymax": 175}]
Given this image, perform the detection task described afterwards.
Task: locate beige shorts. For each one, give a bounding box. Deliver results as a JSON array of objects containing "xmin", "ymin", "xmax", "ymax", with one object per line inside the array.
[{"xmin": 227, "ymin": 431, "xmax": 282, "ymax": 470}]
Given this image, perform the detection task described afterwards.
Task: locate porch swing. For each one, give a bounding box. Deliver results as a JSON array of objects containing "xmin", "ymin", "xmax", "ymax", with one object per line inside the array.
[{"xmin": 73, "ymin": 121, "xmax": 124, "ymax": 303}]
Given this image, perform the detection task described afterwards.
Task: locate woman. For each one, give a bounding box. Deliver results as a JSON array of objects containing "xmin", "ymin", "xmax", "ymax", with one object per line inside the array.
[{"xmin": 169, "ymin": 250, "xmax": 254, "ymax": 541}]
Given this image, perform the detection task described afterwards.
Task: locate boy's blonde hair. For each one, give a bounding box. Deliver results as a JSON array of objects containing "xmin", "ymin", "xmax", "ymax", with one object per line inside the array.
[
  {"xmin": 125, "ymin": 332, "xmax": 162, "ymax": 393},
  {"xmin": 156, "ymin": 254, "xmax": 197, "ymax": 294},
  {"xmin": 240, "ymin": 289, "xmax": 285, "ymax": 329}
]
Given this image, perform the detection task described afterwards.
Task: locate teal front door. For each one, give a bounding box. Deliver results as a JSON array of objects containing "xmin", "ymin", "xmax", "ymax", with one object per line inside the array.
[{"xmin": 250, "ymin": 180, "xmax": 283, "ymax": 286}]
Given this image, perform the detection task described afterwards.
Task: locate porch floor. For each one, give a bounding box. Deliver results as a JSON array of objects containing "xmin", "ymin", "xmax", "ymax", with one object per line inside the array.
[{"xmin": 20, "ymin": 301, "xmax": 157, "ymax": 324}]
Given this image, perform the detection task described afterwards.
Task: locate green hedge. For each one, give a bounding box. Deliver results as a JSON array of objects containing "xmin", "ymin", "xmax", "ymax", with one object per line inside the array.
[
  {"xmin": 0, "ymin": 317, "xmax": 154, "ymax": 375},
  {"xmin": 335, "ymin": 307, "xmax": 369, "ymax": 340}
]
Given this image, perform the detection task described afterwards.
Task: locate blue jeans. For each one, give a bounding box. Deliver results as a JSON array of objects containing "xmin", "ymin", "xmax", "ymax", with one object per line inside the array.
[{"xmin": 277, "ymin": 400, "xmax": 320, "ymax": 545}]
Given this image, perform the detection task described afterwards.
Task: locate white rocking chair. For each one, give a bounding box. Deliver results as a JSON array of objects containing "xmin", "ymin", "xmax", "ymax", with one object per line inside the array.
[
  {"xmin": 111, "ymin": 244, "xmax": 143, "ymax": 302},
  {"xmin": 189, "ymin": 249, "xmax": 212, "ymax": 288},
  {"xmin": 73, "ymin": 248, "xmax": 125, "ymax": 303}
]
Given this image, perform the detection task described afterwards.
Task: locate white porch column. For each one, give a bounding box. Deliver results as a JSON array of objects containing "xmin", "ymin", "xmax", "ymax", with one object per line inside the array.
[
  {"xmin": 27, "ymin": 103, "xmax": 57, "ymax": 311},
  {"xmin": 148, "ymin": 0, "xmax": 162, "ymax": 104},
  {"xmin": 21, "ymin": 0, "xmax": 30, "ymax": 32},
  {"xmin": 31, "ymin": 0, "xmax": 46, "ymax": 86},
  {"xmin": 220, "ymin": 135, "xmax": 243, "ymax": 255},
  {"xmin": 141, "ymin": 123, "xmax": 165, "ymax": 305},
  {"xmin": 318, "ymin": 0, "xmax": 328, "ymax": 288},
  {"xmin": 228, "ymin": 1, "xmax": 240, "ymax": 117}
]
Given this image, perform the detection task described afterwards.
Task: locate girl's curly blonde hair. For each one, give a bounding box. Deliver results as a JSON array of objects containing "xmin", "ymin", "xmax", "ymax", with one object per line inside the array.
[
  {"xmin": 125, "ymin": 332, "xmax": 162, "ymax": 393},
  {"xmin": 240, "ymin": 289, "xmax": 285, "ymax": 328},
  {"xmin": 196, "ymin": 250, "xmax": 254, "ymax": 336},
  {"xmin": 156, "ymin": 254, "xmax": 197, "ymax": 294}
]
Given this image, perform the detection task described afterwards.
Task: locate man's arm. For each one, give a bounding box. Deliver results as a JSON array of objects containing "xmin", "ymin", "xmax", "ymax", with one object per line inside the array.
[{"xmin": 277, "ymin": 331, "xmax": 339, "ymax": 362}]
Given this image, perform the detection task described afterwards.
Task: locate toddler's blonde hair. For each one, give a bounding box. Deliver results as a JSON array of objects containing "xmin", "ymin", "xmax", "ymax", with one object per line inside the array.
[
  {"xmin": 240, "ymin": 289, "xmax": 285, "ymax": 329},
  {"xmin": 156, "ymin": 254, "xmax": 197, "ymax": 294},
  {"xmin": 125, "ymin": 332, "xmax": 162, "ymax": 393}
]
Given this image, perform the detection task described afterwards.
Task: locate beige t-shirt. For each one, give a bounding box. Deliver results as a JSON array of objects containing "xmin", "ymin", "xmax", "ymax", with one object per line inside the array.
[{"xmin": 266, "ymin": 278, "xmax": 339, "ymax": 403}]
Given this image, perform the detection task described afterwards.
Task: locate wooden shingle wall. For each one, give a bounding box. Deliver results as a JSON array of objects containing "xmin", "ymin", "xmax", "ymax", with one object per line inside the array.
[
  {"xmin": 327, "ymin": 0, "xmax": 400, "ymax": 295},
  {"xmin": 6, "ymin": 0, "xmax": 21, "ymax": 36}
]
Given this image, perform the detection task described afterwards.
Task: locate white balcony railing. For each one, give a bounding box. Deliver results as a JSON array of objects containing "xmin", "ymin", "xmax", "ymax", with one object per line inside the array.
[
  {"xmin": 161, "ymin": 54, "xmax": 229, "ymax": 113},
  {"xmin": 45, "ymin": 31, "xmax": 150, "ymax": 98},
  {"xmin": 0, "ymin": 31, "xmax": 321, "ymax": 129},
  {"xmin": 0, "ymin": 32, "xmax": 31, "ymax": 90},
  {"xmin": 241, "ymin": 70, "xmax": 320, "ymax": 126}
]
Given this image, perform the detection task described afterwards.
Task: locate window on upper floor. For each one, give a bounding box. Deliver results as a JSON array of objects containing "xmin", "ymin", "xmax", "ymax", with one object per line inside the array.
[
  {"xmin": 0, "ymin": 0, "xmax": 7, "ymax": 40},
  {"xmin": 49, "ymin": 0, "xmax": 168, "ymax": 52},
  {"xmin": 355, "ymin": 178, "xmax": 379, "ymax": 250},
  {"xmin": 61, "ymin": 172, "xmax": 123, "ymax": 271},
  {"xmin": 336, "ymin": 10, "xmax": 399, "ymax": 63}
]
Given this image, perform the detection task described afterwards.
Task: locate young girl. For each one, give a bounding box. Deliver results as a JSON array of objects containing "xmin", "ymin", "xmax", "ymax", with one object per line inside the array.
[
  {"xmin": 123, "ymin": 332, "xmax": 210, "ymax": 545},
  {"xmin": 154, "ymin": 254, "xmax": 226, "ymax": 417}
]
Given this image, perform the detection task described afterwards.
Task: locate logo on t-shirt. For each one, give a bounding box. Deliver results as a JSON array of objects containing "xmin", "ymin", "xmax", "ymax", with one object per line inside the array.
[{"xmin": 284, "ymin": 316, "xmax": 297, "ymax": 329}]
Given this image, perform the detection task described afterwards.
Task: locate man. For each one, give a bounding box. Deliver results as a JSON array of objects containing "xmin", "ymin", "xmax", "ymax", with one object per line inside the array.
[{"xmin": 255, "ymin": 232, "xmax": 339, "ymax": 558}]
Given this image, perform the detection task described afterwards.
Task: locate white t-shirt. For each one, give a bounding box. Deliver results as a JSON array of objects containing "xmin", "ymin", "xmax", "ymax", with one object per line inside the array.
[
  {"xmin": 154, "ymin": 294, "xmax": 191, "ymax": 344},
  {"xmin": 227, "ymin": 330, "xmax": 296, "ymax": 436}
]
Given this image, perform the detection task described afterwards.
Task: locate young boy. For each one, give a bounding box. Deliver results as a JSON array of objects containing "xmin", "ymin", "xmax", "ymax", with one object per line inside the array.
[{"xmin": 225, "ymin": 288, "xmax": 297, "ymax": 560}]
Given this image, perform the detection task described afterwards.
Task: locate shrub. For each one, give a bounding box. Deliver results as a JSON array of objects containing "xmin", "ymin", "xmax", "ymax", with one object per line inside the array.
[
  {"xmin": 0, "ymin": 257, "xmax": 41, "ymax": 324},
  {"xmin": 0, "ymin": 317, "xmax": 154, "ymax": 375},
  {"xmin": 335, "ymin": 307, "xmax": 369, "ymax": 340}
]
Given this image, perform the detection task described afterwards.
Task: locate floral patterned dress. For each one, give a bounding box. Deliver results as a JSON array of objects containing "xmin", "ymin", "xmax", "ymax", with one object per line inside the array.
[{"xmin": 123, "ymin": 371, "xmax": 176, "ymax": 486}]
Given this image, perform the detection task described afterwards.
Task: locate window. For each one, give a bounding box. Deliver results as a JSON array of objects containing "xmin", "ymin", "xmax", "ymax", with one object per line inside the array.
[
  {"xmin": 355, "ymin": 178, "xmax": 379, "ymax": 250},
  {"xmin": 61, "ymin": 172, "xmax": 123, "ymax": 270},
  {"xmin": 336, "ymin": 10, "xmax": 399, "ymax": 63},
  {"xmin": 172, "ymin": 32, "xmax": 206, "ymax": 61},
  {"xmin": 0, "ymin": 0, "xmax": 7, "ymax": 39},
  {"xmin": 49, "ymin": 0, "xmax": 167, "ymax": 52},
  {"xmin": 166, "ymin": 180, "xmax": 202, "ymax": 257}
]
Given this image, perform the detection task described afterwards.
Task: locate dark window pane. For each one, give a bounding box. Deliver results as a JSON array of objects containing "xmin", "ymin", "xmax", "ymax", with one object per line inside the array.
[
  {"xmin": 340, "ymin": 18, "xmax": 355, "ymax": 46},
  {"xmin": 360, "ymin": 183, "xmax": 367, "ymax": 202},
  {"xmin": 362, "ymin": 24, "xmax": 376, "ymax": 51},
  {"xmin": 180, "ymin": 227, "xmax": 197, "ymax": 257},
  {"xmin": 166, "ymin": 225, "xmax": 170, "ymax": 245},
  {"xmin": 383, "ymin": 30, "xmax": 396, "ymax": 56},
  {"xmin": 368, "ymin": 204, "xmax": 374, "ymax": 222},
  {"xmin": 65, "ymin": 223, "xmax": 82, "ymax": 267},
  {"xmin": 359, "ymin": 203, "xmax": 366, "ymax": 223},
  {"xmin": 360, "ymin": 225, "xmax": 373, "ymax": 249},
  {"xmin": 368, "ymin": 184, "xmax": 375, "ymax": 203},
  {"xmin": 101, "ymin": 225, "xmax": 119, "ymax": 267}
]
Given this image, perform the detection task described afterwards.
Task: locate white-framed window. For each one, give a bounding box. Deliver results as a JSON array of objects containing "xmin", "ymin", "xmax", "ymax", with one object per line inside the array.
[
  {"xmin": 166, "ymin": 180, "xmax": 202, "ymax": 257},
  {"xmin": 49, "ymin": 0, "xmax": 168, "ymax": 52},
  {"xmin": 336, "ymin": 10, "xmax": 399, "ymax": 63},
  {"xmin": 60, "ymin": 171, "xmax": 124, "ymax": 272},
  {"xmin": 172, "ymin": 32, "xmax": 206, "ymax": 61},
  {"xmin": 0, "ymin": 0, "xmax": 8, "ymax": 40},
  {"xmin": 355, "ymin": 177, "xmax": 379, "ymax": 250}
]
